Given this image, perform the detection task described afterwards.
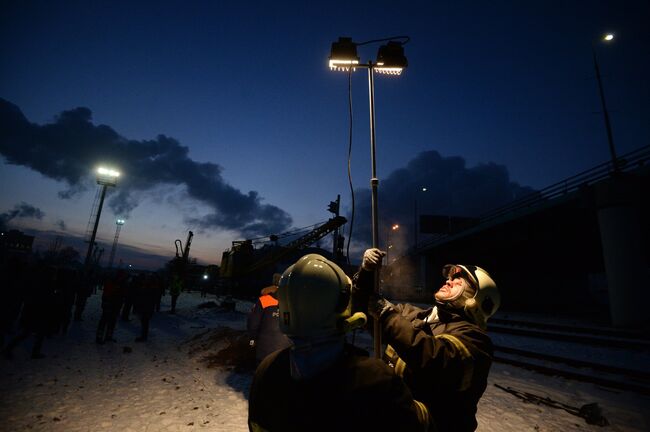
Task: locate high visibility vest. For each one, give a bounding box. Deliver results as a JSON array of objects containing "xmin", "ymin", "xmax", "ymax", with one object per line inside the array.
[{"xmin": 259, "ymin": 294, "xmax": 279, "ymax": 309}]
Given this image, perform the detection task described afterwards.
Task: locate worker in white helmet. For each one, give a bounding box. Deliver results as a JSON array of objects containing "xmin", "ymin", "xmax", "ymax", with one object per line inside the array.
[
  {"xmin": 353, "ymin": 248, "xmax": 501, "ymax": 432},
  {"xmin": 248, "ymin": 254, "xmax": 429, "ymax": 432}
]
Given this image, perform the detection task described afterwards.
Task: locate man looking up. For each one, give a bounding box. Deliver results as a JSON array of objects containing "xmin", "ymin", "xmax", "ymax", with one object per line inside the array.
[{"xmin": 353, "ymin": 248, "xmax": 500, "ymax": 432}]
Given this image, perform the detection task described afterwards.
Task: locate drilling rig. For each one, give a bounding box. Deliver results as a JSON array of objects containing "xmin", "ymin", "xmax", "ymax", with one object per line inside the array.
[
  {"xmin": 168, "ymin": 230, "xmax": 194, "ymax": 287},
  {"xmin": 219, "ymin": 215, "xmax": 347, "ymax": 298}
]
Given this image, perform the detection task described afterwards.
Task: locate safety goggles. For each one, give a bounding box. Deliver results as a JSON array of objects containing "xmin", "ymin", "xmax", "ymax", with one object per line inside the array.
[{"xmin": 442, "ymin": 264, "xmax": 479, "ymax": 289}]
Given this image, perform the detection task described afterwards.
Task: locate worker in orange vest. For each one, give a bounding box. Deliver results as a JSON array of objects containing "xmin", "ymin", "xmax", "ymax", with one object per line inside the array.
[{"xmin": 247, "ymin": 273, "xmax": 291, "ymax": 364}]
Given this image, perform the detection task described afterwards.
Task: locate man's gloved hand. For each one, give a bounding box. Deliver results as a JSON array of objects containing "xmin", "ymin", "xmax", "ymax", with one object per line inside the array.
[
  {"xmin": 361, "ymin": 248, "xmax": 386, "ymax": 272},
  {"xmin": 368, "ymin": 294, "xmax": 395, "ymax": 321}
]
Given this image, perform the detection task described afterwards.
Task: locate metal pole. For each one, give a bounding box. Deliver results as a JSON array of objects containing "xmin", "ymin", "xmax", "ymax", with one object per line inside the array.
[
  {"xmin": 368, "ymin": 63, "xmax": 382, "ymax": 359},
  {"xmin": 592, "ymin": 49, "xmax": 618, "ymax": 172},
  {"xmin": 107, "ymin": 222, "xmax": 123, "ymax": 269},
  {"xmin": 414, "ymin": 198, "xmax": 418, "ymax": 248},
  {"xmin": 84, "ymin": 183, "xmax": 107, "ymax": 268}
]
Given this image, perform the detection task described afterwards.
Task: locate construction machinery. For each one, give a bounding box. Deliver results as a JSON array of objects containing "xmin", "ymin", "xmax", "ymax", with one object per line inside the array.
[
  {"xmin": 175, "ymin": 231, "xmax": 194, "ymax": 263},
  {"xmin": 220, "ymin": 216, "xmax": 347, "ymax": 298}
]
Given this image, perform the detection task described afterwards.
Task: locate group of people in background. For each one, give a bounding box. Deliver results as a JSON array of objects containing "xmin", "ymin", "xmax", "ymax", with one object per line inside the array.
[
  {"xmin": 95, "ymin": 270, "xmax": 165, "ymax": 344},
  {"xmin": 1, "ymin": 256, "xmax": 84, "ymax": 359},
  {"xmin": 0, "ymin": 253, "xmax": 181, "ymax": 359}
]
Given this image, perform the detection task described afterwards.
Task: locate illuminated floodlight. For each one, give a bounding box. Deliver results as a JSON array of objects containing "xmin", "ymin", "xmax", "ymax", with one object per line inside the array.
[
  {"xmin": 329, "ymin": 37, "xmax": 360, "ymax": 71},
  {"xmin": 422, "ymin": 187, "xmax": 427, "ymax": 192},
  {"xmin": 603, "ymin": 33, "xmax": 614, "ymax": 41},
  {"xmin": 375, "ymin": 41, "xmax": 408, "ymax": 75},
  {"xmin": 203, "ymin": 274, "xmax": 209, "ymax": 280},
  {"xmin": 97, "ymin": 167, "xmax": 120, "ymax": 177},
  {"xmin": 116, "ymin": 219, "xmax": 126, "ymax": 225},
  {"xmin": 96, "ymin": 166, "xmax": 121, "ymax": 186},
  {"xmin": 392, "ymin": 224, "xmax": 400, "ymax": 230}
]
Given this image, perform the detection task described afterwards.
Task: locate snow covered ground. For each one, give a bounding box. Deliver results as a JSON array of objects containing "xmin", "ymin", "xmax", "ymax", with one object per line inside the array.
[{"xmin": 1, "ymin": 291, "xmax": 648, "ymax": 432}]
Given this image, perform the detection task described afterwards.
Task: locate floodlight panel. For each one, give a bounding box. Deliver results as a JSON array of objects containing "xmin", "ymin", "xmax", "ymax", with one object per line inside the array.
[
  {"xmin": 97, "ymin": 167, "xmax": 120, "ymax": 178},
  {"xmin": 329, "ymin": 59, "xmax": 359, "ymax": 71},
  {"xmin": 375, "ymin": 66, "xmax": 404, "ymax": 75}
]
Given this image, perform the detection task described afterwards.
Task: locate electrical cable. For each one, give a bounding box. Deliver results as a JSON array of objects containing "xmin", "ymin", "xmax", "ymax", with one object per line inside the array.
[
  {"xmin": 356, "ymin": 36, "xmax": 410, "ymax": 46},
  {"xmin": 346, "ymin": 68, "xmax": 355, "ymax": 265}
]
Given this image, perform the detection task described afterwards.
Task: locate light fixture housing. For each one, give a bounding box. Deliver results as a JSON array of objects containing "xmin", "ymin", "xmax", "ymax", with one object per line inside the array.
[
  {"xmin": 329, "ymin": 37, "xmax": 360, "ymax": 71},
  {"xmin": 96, "ymin": 166, "xmax": 121, "ymax": 186},
  {"xmin": 375, "ymin": 41, "xmax": 408, "ymax": 75},
  {"xmin": 116, "ymin": 219, "xmax": 125, "ymax": 225}
]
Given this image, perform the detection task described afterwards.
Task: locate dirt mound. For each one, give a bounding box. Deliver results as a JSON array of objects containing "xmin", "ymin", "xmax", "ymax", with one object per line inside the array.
[{"xmin": 185, "ymin": 326, "xmax": 256, "ymax": 373}]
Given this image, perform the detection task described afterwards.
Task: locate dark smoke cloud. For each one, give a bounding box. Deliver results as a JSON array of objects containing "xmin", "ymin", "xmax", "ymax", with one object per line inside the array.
[
  {"xmin": 0, "ymin": 98, "xmax": 292, "ymax": 237},
  {"xmin": 0, "ymin": 202, "xmax": 45, "ymax": 230},
  {"xmin": 349, "ymin": 150, "xmax": 535, "ymax": 250}
]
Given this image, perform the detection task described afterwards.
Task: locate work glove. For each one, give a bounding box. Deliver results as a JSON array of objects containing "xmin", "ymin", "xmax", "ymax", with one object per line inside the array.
[
  {"xmin": 361, "ymin": 248, "xmax": 386, "ymax": 272},
  {"xmin": 368, "ymin": 294, "xmax": 395, "ymax": 322}
]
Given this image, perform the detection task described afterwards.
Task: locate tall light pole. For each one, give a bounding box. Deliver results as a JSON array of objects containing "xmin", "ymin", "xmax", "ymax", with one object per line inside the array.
[
  {"xmin": 592, "ymin": 33, "xmax": 618, "ymax": 172},
  {"xmin": 84, "ymin": 167, "xmax": 120, "ymax": 268},
  {"xmin": 107, "ymin": 218, "xmax": 125, "ymax": 269},
  {"xmin": 329, "ymin": 36, "xmax": 408, "ymax": 358},
  {"xmin": 414, "ymin": 187, "xmax": 427, "ymax": 248}
]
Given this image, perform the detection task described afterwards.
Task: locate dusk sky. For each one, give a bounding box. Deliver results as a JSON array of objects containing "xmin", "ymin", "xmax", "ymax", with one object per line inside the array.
[{"xmin": 1, "ymin": 1, "xmax": 649, "ymax": 269}]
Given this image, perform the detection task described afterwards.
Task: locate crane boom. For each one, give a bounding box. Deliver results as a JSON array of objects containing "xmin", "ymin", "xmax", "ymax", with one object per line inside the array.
[{"xmin": 227, "ymin": 216, "xmax": 347, "ymax": 277}]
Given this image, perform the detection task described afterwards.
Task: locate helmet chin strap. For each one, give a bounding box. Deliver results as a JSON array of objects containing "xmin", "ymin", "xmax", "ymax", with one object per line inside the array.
[{"xmin": 437, "ymin": 285, "xmax": 475, "ymax": 311}]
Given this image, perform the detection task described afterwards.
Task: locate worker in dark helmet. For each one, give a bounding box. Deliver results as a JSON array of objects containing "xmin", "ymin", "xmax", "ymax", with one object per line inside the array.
[
  {"xmin": 248, "ymin": 254, "xmax": 429, "ymax": 432},
  {"xmin": 247, "ymin": 273, "xmax": 292, "ymax": 364},
  {"xmin": 353, "ymin": 248, "xmax": 500, "ymax": 432}
]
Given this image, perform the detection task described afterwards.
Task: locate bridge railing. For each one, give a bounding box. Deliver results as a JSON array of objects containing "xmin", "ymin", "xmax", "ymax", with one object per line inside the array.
[
  {"xmin": 415, "ymin": 144, "xmax": 650, "ymax": 251},
  {"xmin": 479, "ymin": 145, "xmax": 650, "ymax": 224}
]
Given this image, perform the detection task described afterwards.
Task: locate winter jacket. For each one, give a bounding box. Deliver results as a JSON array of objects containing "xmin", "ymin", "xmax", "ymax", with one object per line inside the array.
[
  {"xmin": 248, "ymin": 345, "xmax": 428, "ymax": 432},
  {"xmin": 134, "ymin": 276, "xmax": 159, "ymax": 317},
  {"xmin": 169, "ymin": 274, "xmax": 183, "ymax": 296},
  {"xmin": 353, "ymin": 270, "xmax": 494, "ymax": 432},
  {"xmin": 247, "ymin": 290, "xmax": 291, "ymax": 363}
]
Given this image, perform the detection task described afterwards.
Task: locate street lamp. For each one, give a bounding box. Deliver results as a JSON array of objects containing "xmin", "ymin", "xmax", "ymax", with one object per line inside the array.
[
  {"xmin": 592, "ymin": 33, "xmax": 618, "ymax": 172},
  {"xmin": 329, "ymin": 35, "xmax": 409, "ymax": 358},
  {"xmin": 107, "ymin": 218, "xmax": 125, "ymax": 269},
  {"xmin": 84, "ymin": 166, "xmax": 120, "ymax": 268}
]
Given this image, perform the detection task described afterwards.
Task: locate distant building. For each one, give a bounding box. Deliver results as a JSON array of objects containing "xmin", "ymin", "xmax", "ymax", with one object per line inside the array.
[{"xmin": 0, "ymin": 229, "xmax": 35, "ymax": 255}]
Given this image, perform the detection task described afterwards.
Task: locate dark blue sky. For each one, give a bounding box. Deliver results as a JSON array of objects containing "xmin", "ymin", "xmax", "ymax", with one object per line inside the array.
[{"xmin": 1, "ymin": 1, "xmax": 648, "ymax": 268}]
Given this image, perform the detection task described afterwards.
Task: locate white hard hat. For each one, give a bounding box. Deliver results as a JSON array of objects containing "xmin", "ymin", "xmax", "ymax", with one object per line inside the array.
[{"xmin": 442, "ymin": 264, "xmax": 500, "ymax": 329}]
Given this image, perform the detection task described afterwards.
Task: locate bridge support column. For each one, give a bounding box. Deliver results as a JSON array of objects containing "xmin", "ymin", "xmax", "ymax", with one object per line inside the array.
[{"xmin": 596, "ymin": 176, "xmax": 648, "ymax": 328}]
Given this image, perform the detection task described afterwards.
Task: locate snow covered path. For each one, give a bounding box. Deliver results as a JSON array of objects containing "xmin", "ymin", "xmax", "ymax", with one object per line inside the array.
[
  {"xmin": 0, "ymin": 293, "xmax": 252, "ymax": 432},
  {"xmin": 1, "ymin": 291, "xmax": 648, "ymax": 431}
]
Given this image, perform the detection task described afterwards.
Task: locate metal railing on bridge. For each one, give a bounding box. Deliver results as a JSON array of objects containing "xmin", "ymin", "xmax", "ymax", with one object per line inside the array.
[{"xmin": 415, "ymin": 144, "xmax": 650, "ymax": 251}]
